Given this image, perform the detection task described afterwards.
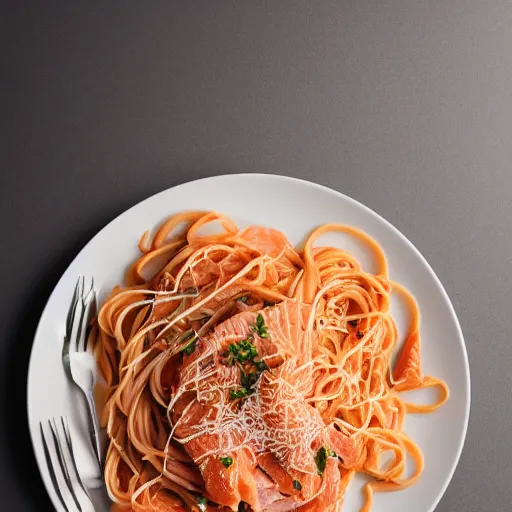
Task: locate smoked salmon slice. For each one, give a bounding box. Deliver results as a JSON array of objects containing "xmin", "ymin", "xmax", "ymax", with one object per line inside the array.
[
  {"xmin": 393, "ymin": 330, "xmax": 423, "ymax": 391},
  {"xmin": 171, "ymin": 301, "xmax": 357, "ymax": 511},
  {"xmin": 239, "ymin": 226, "xmax": 290, "ymax": 258}
]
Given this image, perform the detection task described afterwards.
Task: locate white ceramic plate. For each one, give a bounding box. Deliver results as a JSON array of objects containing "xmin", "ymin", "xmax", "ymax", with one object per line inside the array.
[{"xmin": 28, "ymin": 174, "xmax": 470, "ymax": 512}]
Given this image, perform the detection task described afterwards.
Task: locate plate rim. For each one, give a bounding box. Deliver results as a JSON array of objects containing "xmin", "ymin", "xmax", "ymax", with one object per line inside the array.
[{"xmin": 27, "ymin": 173, "xmax": 471, "ymax": 511}]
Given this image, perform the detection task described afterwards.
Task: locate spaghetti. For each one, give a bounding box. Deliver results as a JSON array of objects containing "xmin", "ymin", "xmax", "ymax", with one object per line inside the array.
[{"xmin": 93, "ymin": 211, "xmax": 449, "ymax": 512}]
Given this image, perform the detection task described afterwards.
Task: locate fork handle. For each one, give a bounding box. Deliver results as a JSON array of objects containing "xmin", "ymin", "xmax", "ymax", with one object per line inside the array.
[{"xmin": 84, "ymin": 388, "xmax": 102, "ymax": 468}]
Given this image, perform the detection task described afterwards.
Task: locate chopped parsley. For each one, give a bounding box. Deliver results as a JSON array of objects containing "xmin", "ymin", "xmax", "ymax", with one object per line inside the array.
[
  {"xmin": 178, "ymin": 332, "xmax": 197, "ymax": 355},
  {"xmin": 183, "ymin": 338, "xmax": 197, "ymax": 355},
  {"xmin": 315, "ymin": 447, "xmax": 328, "ymax": 475},
  {"xmin": 253, "ymin": 358, "xmax": 269, "ymax": 372},
  {"xmin": 293, "ymin": 479, "xmax": 302, "ymax": 491},
  {"xmin": 240, "ymin": 371, "xmax": 259, "ymax": 390},
  {"xmin": 314, "ymin": 446, "xmax": 337, "ymax": 475},
  {"xmin": 251, "ymin": 313, "xmax": 269, "ymax": 338},
  {"xmin": 230, "ymin": 366, "xmax": 262, "ymax": 400},
  {"xmin": 228, "ymin": 337, "xmax": 258, "ymax": 363},
  {"xmin": 220, "ymin": 456, "xmax": 233, "ymax": 468},
  {"xmin": 225, "ymin": 316, "xmax": 272, "ymax": 401},
  {"xmin": 197, "ymin": 496, "xmax": 207, "ymax": 511},
  {"xmin": 230, "ymin": 388, "xmax": 250, "ymax": 400},
  {"xmin": 237, "ymin": 295, "xmax": 249, "ymax": 304}
]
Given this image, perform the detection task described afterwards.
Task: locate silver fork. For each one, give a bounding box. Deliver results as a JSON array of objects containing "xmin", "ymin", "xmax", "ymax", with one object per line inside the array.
[
  {"xmin": 62, "ymin": 277, "xmax": 102, "ymax": 467},
  {"xmin": 40, "ymin": 417, "xmax": 93, "ymax": 512}
]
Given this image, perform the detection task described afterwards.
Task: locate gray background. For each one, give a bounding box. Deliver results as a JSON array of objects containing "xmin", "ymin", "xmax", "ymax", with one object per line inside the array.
[{"xmin": 1, "ymin": 1, "xmax": 510, "ymax": 511}]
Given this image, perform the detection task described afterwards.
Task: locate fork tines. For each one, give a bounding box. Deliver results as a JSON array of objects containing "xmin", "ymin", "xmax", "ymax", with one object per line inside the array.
[
  {"xmin": 67, "ymin": 277, "xmax": 96, "ymax": 353},
  {"xmin": 40, "ymin": 417, "xmax": 91, "ymax": 512}
]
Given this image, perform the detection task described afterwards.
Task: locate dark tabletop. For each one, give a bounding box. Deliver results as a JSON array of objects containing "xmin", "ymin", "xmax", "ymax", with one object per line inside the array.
[{"xmin": 2, "ymin": 1, "xmax": 511, "ymax": 511}]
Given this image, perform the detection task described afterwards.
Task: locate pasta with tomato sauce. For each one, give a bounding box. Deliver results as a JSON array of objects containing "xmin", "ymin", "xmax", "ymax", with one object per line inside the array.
[{"xmin": 93, "ymin": 211, "xmax": 448, "ymax": 512}]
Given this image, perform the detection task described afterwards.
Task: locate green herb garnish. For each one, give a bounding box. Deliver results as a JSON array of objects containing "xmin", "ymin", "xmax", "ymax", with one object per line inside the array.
[
  {"xmin": 241, "ymin": 371, "xmax": 259, "ymax": 390},
  {"xmin": 197, "ymin": 496, "xmax": 207, "ymax": 511},
  {"xmin": 314, "ymin": 446, "xmax": 336, "ymax": 475},
  {"xmin": 225, "ymin": 321, "xmax": 272, "ymax": 401},
  {"xmin": 230, "ymin": 388, "xmax": 250, "ymax": 400},
  {"xmin": 180, "ymin": 333, "xmax": 198, "ymax": 355},
  {"xmin": 230, "ymin": 369, "xmax": 261, "ymax": 401},
  {"xmin": 238, "ymin": 340, "xmax": 258, "ymax": 362},
  {"xmin": 293, "ymin": 479, "xmax": 302, "ymax": 490},
  {"xmin": 227, "ymin": 337, "xmax": 257, "ymax": 363},
  {"xmin": 220, "ymin": 456, "xmax": 233, "ymax": 468},
  {"xmin": 237, "ymin": 295, "xmax": 249, "ymax": 304},
  {"xmin": 253, "ymin": 358, "xmax": 269, "ymax": 372},
  {"xmin": 251, "ymin": 313, "xmax": 269, "ymax": 338},
  {"xmin": 184, "ymin": 340, "xmax": 197, "ymax": 355},
  {"xmin": 315, "ymin": 447, "xmax": 328, "ymax": 475}
]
